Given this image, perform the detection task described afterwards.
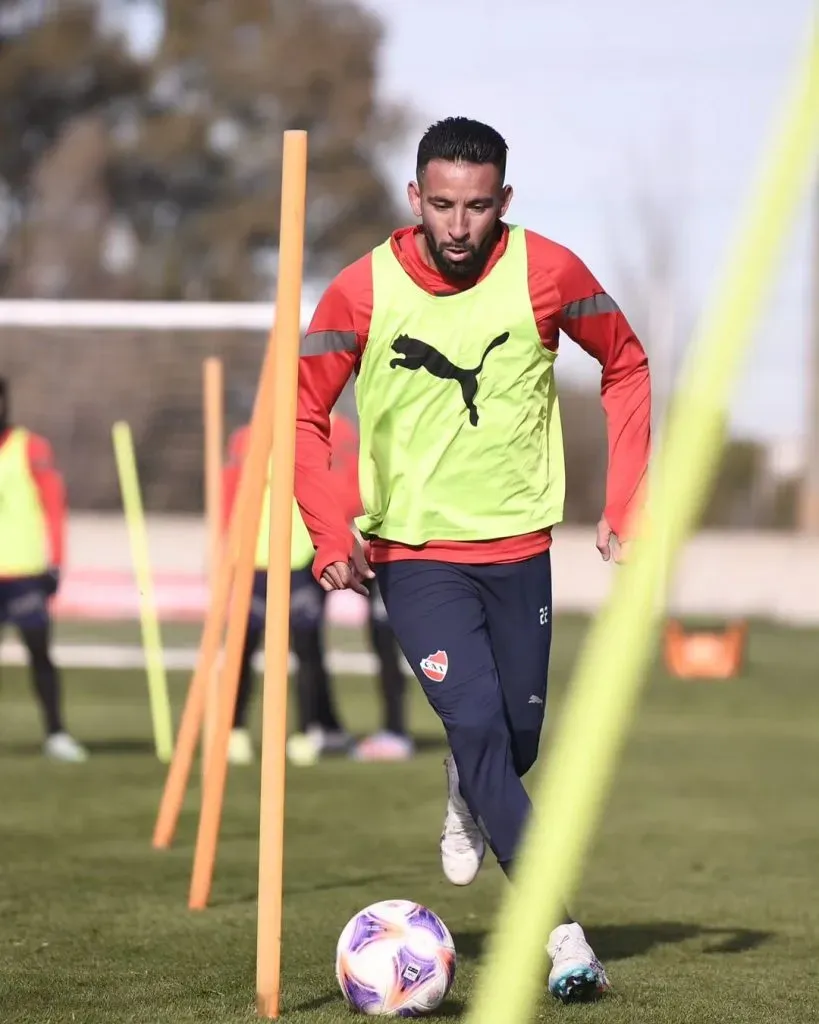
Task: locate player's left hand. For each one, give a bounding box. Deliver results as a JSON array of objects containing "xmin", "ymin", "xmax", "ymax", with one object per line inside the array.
[
  {"xmin": 319, "ymin": 536, "xmax": 374, "ymax": 595},
  {"xmin": 595, "ymin": 516, "xmax": 628, "ymax": 564}
]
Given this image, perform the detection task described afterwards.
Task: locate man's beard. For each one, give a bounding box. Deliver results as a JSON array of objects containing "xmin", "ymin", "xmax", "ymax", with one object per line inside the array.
[{"xmin": 422, "ymin": 224, "xmax": 499, "ymax": 282}]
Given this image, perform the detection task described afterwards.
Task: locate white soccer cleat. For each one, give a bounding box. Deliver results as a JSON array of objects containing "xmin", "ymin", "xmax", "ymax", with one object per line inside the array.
[
  {"xmin": 43, "ymin": 732, "xmax": 88, "ymax": 763},
  {"xmin": 440, "ymin": 754, "xmax": 485, "ymax": 885},
  {"xmin": 286, "ymin": 730, "xmax": 321, "ymax": 766},
  {"xmin": 547, "ymin": 922, "xmax": 610, "ymax": 1004},
  {"xmin": 286, "ymin": 726, "xmax": 353, "ymax": 766},
  {"xmin": 227, "ymin": 727, "xmax": 254, "ymax": 765},
  {"xmin": 315, "ymin": 726, "xmax": 353, "ymax": 755},
  {"xmin": 352, "ymin": 731, "xmax": 415, "ymax": 762}
]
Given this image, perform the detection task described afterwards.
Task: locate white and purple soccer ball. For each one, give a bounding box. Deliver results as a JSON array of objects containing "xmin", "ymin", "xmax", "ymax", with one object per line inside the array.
[{"xmin": 335, "ymin": 899, "xmax": 456, "ymax": 1016}]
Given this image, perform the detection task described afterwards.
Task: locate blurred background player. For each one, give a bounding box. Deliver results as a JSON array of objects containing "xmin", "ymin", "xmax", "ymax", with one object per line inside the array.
[
  {"xmin": 0, "ymin": 378, "xmax": 87, "ymax": 762},
  {"xmin": 221, "ymin": 409, "xmax": 412, "ymax": 765}
]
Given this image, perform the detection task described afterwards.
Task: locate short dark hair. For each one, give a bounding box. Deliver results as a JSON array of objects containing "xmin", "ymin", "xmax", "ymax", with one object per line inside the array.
[{"xmin": 416, "ymin": 117, "xmax": 508, "ymax": 182}]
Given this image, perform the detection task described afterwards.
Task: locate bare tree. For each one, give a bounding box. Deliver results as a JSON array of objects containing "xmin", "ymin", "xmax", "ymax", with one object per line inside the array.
[
  {"xmin": 608, "ymin": 184, "xmax": 689, "ymax": 440},
  {"xmin": 606, "ymin": 171, "xmax": 801, "ymax": 529}
]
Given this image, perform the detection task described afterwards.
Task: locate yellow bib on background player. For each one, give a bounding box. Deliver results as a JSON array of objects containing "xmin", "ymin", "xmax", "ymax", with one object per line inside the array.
[
  {"xmin": 355, "ymin": 225, "xmax": 566, "ymax": 545},
  {"xmin": 0, "ymin": 427, "xmax": 49, "ymax": 576},
  {"xmin": 254, "ymin": 469, "xmax": 316, "ymax": 572}
]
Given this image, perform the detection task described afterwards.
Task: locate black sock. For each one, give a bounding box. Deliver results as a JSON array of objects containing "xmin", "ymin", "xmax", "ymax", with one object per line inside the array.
[
  {"xmin": 20, "ymin": 623, "xmax": 64, "ymax": 736},
  {"xmin": 234, "ymin": 627, "xmax": 262, "ymax": 728},
  {"xmin": 369, "ymin": 619, "xmax": 407, "ymax": 736},
  {"xmin": 291, "ymin": 625, "xmax": 343, "ymax": 733}
]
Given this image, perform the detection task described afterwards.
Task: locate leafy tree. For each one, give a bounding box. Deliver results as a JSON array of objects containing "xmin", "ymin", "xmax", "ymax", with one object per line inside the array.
[
  {"xmin": 0, "ymin": 2, "xmax": 144, "ymax": 206},
  {"xmin": 0, "ymin": 0, "xmax": 408, "ymax": 300},
  {"xmin": 0, "ymin": 0, "xmax": 411, "ymax": 510}
]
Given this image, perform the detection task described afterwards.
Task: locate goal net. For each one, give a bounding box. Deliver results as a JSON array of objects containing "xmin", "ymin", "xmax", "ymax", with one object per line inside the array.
[
  {"xmin": 0, "ymin": 299, "xmax": 363, "ymax": 626},
  {"xmin": 0, "ymin": 299, "xmax": 336, "ymax": 511}
]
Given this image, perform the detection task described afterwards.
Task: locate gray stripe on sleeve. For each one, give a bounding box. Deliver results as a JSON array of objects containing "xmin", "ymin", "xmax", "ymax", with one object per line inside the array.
[
  {"xmin": 561, "ymin": 293, "xmax": 620, "ymax": 319},
  {"xmin": 300, "ymin": 330, "xmax": 358, "ymax": 356}
]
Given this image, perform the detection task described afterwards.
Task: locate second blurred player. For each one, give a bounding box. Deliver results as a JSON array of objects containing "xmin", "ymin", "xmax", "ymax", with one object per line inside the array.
[
  {"xmin": 0, "ymin": 377, "xmax": 87, "ymax": 762},
  {"xmin": 222, "ymin": 410, "xmax": 412, "ymax": 765}
]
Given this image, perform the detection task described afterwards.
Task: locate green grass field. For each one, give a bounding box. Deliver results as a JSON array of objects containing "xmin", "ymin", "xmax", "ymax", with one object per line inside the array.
[{"xmin": 1, "ymin": 616, "xmax": 818, "ymax": 1023}]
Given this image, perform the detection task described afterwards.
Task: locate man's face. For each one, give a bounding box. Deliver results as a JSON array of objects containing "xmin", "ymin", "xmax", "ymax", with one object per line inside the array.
[{"xmin": 408, "ymin": 159, "xmax": 513, "ymax": 280}]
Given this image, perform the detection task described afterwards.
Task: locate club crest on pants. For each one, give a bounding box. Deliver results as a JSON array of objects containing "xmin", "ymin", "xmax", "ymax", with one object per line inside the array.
[{"xmin": 420, "ymin": 650, "xmax": 448, "ymax": 682}]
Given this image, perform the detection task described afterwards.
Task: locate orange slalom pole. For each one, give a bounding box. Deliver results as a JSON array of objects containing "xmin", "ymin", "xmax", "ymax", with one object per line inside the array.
[
  {"xmin": 186, "ymin": 201, "xmax": 304, "ymax": 908},
  {"xmin": 152, "ymin": 340, "xmax": 277, "ymax": 851},
  {"xmin": 202, "ymin": 357, "xmax": 224, "ymax": 781},
  {"xmin": 151, "ymin": 537, "xmax": 232, "ymax": 849},
  {"xmin": 185, "ymin": 343, "xmax": 280, "ymax": 900},
  {"xmin": 256, "ymin": 129, "xmax": 308, "ymax": 1019}
]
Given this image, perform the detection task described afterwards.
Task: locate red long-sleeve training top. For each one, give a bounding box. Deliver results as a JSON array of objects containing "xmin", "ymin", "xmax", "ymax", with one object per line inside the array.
[
  {"xmin": 223, "ymin": 414, "xmax": 362, "ymax": 535},
  {"xmin": 295, "ymin": 224, "xmax": 651, "ymax": 581},
  {"xmin": 0, "ymin": 428, "xmax": 66, "ymax": 578}
]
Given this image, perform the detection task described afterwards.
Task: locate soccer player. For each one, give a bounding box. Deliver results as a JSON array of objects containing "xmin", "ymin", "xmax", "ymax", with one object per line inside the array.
[
  {"xmin": 0, "ymin": 378, "xmax": 87, "ymax": 762},
  {"xmin": 222, "ymin": 411, "xmax": 412, "ymax": 765},
  {"xmin": 293, "ymin": 117, "xmax": 651, "ymax": 1002}
]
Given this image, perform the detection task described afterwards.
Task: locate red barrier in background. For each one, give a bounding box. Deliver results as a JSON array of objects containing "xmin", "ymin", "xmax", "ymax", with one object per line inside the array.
[{"xmin": 52, "ymin": 568, "xmax": 367, "ymax": 626}]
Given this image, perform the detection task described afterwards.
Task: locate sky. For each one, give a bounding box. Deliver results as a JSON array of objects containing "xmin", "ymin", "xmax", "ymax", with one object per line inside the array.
[
  {"xmin": 359, "ymin": 0, "xmax": 816, "ymax": 459},
  {"xmin": 123, "ymin": 0, "xmax": 816, "ymax": 456}
]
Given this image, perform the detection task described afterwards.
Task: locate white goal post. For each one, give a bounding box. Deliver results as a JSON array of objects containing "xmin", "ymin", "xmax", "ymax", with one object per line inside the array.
[
  {"xmin": 0, "ymin": 299, "xmax": 315, "ymax": 331},
  {"xmin": 0, "ymin": 296, "xmax": 371, "ymax": 629}
]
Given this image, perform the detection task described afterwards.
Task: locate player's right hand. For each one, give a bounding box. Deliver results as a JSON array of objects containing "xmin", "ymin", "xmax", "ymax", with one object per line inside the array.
[{"xmin": 320, "ymin": 536, "xmax": 374, "ymax": 595}]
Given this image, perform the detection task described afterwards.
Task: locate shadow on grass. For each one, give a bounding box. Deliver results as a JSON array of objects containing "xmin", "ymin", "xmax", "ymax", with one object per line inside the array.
[
  {"xmin": 210, "ymin": 872, "xmax": 417, "ymax": 907},
  {"xmin": 84, "ymin": 738, "xmax": 158, "ymax": 755},
  {"xmin": 290, "ymin": 990, "xmax": 338, "ymax": 1012},
  {"xmin": 590, "ymin": 922, "xmax": 773, "ymax": 959},
  {"xmin": 3, "ymin": 738, "xmax": 159, "ymax": 757},
  {"xmin": 314, "ymin": 733, "xmax": 449, "ymax": 757},
  {"xmin": 291, "ymin": 989, "xmax": 466, "ymax": 1016},
  {"xmin": 1, "ymin": 741, "xmax": 44, "ymax": 757},
  {"xmin": 453, "ymin": 921, "xmax": 773, "ymax": 963},
  {"xmin": 412, "ymin": 735, "xmax": 451, "ymax": 754},
  {"xmin": 434, "ymin": 1000, "xmax": 467, "ymax": 1018}
]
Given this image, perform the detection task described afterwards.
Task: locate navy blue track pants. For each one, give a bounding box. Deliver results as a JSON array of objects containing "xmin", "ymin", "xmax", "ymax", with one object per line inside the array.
[{"xmin": 375, "ymin": 551, "xmax": 552, "ymax": 867}]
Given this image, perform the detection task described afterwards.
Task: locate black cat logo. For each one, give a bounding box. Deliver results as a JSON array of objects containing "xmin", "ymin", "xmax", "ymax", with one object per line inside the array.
[{"xmin": 389, "ymin": 332, "xmax": 509, "ymax": 426}]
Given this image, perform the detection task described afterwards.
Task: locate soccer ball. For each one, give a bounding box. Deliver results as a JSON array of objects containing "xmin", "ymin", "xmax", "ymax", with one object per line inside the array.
[{"xmin": 335, "ymin": 899, "xmax": 456, "ymax": 1016}]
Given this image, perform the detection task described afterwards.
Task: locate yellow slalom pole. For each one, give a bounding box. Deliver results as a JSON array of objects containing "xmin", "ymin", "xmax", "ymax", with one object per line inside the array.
[
  {"xmin": 112, "ymin": 421, "xmax": 175, "ymax": 763},
  {"xmin": 466, "ymin": 14, "xmax": 819, "ymax": 1024}
]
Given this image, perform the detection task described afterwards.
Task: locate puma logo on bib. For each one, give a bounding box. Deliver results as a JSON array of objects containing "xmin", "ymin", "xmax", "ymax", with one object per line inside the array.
[{"xmin": 389, "ymin": 332, "xmax": 509, "ymax": 426}]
